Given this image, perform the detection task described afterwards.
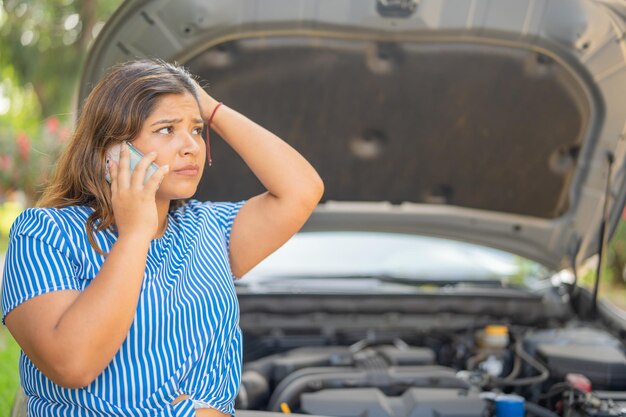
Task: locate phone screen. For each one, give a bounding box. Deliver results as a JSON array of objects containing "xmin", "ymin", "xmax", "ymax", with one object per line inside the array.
[{"xmin": 105, "ymin": 143, "xmax": 159, "ymax": 183}]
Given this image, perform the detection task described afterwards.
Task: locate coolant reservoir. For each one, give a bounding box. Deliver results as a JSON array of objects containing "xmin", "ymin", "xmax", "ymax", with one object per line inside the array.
[
  {"xmin": 479, "ymin": 325, "xmax": 509, "ymax": 351},
  {"xmin": 475, "ymin": 325, "xmax": 510, "ymax": 377}
]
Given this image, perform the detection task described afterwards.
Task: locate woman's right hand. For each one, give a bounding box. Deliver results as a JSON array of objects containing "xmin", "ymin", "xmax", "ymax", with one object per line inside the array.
[
  {"xmin": 6, "ymin": 143, "xmax": 171, "ymax": 389},
  {"xmin": 108, "ymin": 142, "xmax": 170, "ymax": 240}
]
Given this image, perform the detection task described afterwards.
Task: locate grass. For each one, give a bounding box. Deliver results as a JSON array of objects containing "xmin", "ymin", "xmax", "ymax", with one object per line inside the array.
[{"xmin": 0, "ymin": 326, "xmax": 21, "ymax": 416}]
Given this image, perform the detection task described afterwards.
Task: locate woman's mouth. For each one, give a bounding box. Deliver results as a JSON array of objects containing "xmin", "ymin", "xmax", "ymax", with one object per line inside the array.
[{"xmin": 173, "ymin": 165, "xmax": 199, "ymax": 176}]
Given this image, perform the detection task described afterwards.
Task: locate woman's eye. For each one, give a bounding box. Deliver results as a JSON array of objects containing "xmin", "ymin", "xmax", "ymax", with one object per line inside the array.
[
  {"xmin": 192, "ymin": 127, "xmax": 204, "ymax": 135},
  {"xmin": 157, "ymin": 127, "xmax": 173, "ymax": 134}
]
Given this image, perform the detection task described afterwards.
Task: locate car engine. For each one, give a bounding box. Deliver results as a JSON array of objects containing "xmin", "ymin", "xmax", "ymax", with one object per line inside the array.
[{"xmin": 235, "ymin": 315, "xmax": 626, "ymax": 417}]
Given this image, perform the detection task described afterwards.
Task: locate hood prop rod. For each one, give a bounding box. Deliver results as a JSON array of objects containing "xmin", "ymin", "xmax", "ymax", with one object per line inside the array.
[
  {"xmin": 591, "ymin": 151, "xmax": 615, "ymax": 317},
  {"xmin": 568, "ymin": 239, "xmax": 581, "ymax": 298}
]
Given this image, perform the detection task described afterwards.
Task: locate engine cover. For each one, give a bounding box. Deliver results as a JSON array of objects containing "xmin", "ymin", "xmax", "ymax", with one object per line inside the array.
[{"xmin": 301, "ymin": 387, "xmax": 487, "ymax": 417}]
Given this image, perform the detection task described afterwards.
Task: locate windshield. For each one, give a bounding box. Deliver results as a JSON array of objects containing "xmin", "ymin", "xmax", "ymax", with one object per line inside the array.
[{"xmin": 240, "ymin": 232, "xmax": 548, "ymax": 287}]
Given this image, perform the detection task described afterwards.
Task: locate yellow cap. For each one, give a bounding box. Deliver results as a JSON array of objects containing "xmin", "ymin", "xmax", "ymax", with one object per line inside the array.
[
  {"xmin": 280, "ymin": 402, "xmax": 292, "ymax": 414},
  {"xmin": 485, "ymin": 325, "xmax": 508, "ymax": 336}
]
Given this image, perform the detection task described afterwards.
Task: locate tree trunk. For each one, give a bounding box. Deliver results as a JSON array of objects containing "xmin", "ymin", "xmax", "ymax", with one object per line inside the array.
[{"xmin": 78, "ymin": 0, "xmax": 98, "ymax": 51}]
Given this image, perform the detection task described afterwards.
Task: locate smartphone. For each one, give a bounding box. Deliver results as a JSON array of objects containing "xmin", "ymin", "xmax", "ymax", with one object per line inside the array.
[{"xmin": 105, "ymin": 142, "xmax": 159, "ymax": 184}]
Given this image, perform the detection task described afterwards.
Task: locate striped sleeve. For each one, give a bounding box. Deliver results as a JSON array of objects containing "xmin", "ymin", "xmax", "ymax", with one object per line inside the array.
[
  {"xmin": 210, "ymin": 200, "xmax": 246, "ymax": 250},
  {"xmin": 1, "ymin": 208, "xmax": 80, "ymax": 324}
]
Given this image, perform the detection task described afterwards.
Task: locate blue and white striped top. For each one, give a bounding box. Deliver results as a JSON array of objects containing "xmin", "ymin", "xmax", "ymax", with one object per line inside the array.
[{"xmin": 1, "ymin": 199, "xmax": 246, "ymax": 417}]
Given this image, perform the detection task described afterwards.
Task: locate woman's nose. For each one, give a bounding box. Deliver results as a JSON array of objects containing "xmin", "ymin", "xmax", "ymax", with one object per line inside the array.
[{"xmin": 180, "ymin": 132, "xmax": 201, "ymax": 155}]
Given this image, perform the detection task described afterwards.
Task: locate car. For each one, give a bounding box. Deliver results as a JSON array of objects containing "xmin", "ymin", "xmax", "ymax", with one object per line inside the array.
[{"xmin": 12, "ymin": 0, "xmax": 626, "ymax": 416}]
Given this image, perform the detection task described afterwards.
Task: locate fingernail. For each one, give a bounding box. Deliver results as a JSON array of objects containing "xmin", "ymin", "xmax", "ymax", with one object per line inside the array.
[{"xmin": 149, "ymin": 151, "xmax": 156, "ymax": 156}]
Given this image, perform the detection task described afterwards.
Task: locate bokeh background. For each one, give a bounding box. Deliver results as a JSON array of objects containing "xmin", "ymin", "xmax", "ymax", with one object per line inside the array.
[
  {"xmin": 0, "ymin": 0, "xmax": 625, "ymax": 414},
  {"xmin": 0, "ymin": 0, "xmax": 122, "ymax": 412}
]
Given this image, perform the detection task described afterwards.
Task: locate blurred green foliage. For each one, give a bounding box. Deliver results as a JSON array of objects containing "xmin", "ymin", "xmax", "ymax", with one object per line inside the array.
[
  {"xmin": 0, "ymin": 1, "xmax": 122, "ymax": 414},
  {"xmin": 0, "ymin": 0, "xmax": 121, "ymax": 120},
  {"xmin": 579, "ymin": 218, "xmax": 626, "ymax": 310},
  {"xmin": 0, "ymin": 327, "xmax": 21, "ymax": 417},
  {"xmin": 0, "ymin": 119, "xmax": 68, "ymax": 201},
  {"xmin": 0, "ymin": 0, "xmax": 122, "ymax": 201}
]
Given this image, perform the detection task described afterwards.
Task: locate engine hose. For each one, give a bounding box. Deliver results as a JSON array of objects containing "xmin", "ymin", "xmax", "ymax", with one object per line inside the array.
[
  {"xmin": 502, "ymin": 350, "xmax": 522, "ymax": 381},
  {"xmin": 525, "ymin": 402, "xmax": 561, "ymax": 417},
  {"xmin": 490, "ymin": 340, "xmax": 549, "ymax": 387}
]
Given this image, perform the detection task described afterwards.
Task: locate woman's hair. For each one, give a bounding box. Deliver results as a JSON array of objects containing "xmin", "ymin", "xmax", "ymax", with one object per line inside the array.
[{"xmin": 37, "ymin": 59, "xmax": 201, "ymax": 255}]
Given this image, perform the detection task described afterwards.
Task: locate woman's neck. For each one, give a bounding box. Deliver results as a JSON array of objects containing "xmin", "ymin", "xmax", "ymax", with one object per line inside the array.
[{"xmin": 154, "ymin": 199, "xmax": 171, "ymax": 239}]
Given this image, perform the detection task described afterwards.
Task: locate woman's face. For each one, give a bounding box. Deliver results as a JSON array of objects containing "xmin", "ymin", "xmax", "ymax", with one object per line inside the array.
[{"xmin": 131, "ymin": 92, "xmax": 206, "ymax": 202}]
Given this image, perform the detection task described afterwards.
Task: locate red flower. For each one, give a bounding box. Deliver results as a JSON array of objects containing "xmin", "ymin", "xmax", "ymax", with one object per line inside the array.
[
  {"xmin": 16, "ymin": 132, "xmax": 31, "ymax": 161},
  {"xmin": 46, "ymin": 116, "xmax": 60, "ymax": 134}
]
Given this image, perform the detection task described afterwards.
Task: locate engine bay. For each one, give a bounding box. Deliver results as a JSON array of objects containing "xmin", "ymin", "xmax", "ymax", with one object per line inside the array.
[{"xmin": 235, "ymin": 292, "xmax": 626, "ymax": 417}]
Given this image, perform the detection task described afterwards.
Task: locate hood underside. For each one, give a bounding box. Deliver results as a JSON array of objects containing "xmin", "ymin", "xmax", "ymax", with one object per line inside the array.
[
  {"xmin": 80, "ymin": 0, "xmax": 626, "ymax": 270},
  {"xmin": 185, "ymin": 37, "xmax": 590, "ymax": 220}
]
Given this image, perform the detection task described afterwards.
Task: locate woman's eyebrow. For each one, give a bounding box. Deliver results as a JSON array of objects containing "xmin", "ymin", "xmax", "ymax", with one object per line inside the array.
[
  {"xmin": 150, "ymin": 117, "xmax": 204, "ymax": 126},
  {"xmin": 151, "ymin": 118, "xmax": 182, "ymax": 126}
]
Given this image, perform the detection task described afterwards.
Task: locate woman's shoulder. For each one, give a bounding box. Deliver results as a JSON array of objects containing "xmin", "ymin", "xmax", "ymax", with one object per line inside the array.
[
  {"xmin": 11, "ymin": 205, "xmax": 91, "ymax": 240},
  {"xmin": 172, "ymin": 199, "xmax": 245, "ymax": 236}
]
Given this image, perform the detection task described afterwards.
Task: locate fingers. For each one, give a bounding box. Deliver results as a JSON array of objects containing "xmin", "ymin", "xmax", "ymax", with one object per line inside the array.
[
  {"xmin": 130, "ymin": 149, "xmax": 158, "ymax": 189},
  {"xmin": 171, "ymin": 394, "xmax": 190, "ymax": 406},
  {"xmin": 144, "ymin": 164, "xmax": 170, "ymax": 194}
]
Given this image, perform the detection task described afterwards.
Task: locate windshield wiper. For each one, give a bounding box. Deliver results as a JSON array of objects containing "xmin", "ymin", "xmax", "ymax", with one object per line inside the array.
[
  {"xmin": 239, "ymin": 273, "xmax": 507, "ymax": 288},
  {"xmin": 373, "ymin": 274, "xmax": 506, "ymax": 288}
]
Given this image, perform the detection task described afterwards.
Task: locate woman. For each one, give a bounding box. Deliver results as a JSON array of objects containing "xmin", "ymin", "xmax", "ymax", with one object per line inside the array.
[{"xmin": 1, "ymin": 60, "xmax": 324, "ymax": 417}]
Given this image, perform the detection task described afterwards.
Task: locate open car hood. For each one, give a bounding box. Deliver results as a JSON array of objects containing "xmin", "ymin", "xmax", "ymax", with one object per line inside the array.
[{"xmin": 80, "ymin": 0, "xmax": 626, "ymax": 271}]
